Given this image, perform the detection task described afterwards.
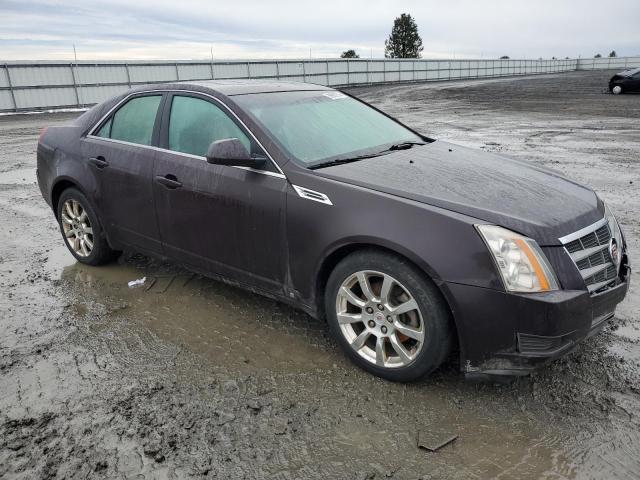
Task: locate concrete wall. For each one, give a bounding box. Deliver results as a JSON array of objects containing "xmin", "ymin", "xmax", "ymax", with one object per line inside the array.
[{"xmin": 0, "ymin": 56, "xmax": 635, "ymax": 113}]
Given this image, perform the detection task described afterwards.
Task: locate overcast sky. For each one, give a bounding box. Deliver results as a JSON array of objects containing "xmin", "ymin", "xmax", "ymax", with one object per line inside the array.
[{"xmin": 1, "ymin": 0, "xmax": 638, "ymax": 61}]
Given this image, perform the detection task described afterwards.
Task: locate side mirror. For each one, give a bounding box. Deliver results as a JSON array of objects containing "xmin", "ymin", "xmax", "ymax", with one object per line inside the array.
[{"xmin": 206, "ymin": 138, "xmax": 266, "ymax": 168}]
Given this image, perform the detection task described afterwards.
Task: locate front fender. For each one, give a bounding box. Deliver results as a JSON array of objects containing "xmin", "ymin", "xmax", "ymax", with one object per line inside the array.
[{"xmin": 285, "ymin": 171, "xmax": 502, "ymax": 304}]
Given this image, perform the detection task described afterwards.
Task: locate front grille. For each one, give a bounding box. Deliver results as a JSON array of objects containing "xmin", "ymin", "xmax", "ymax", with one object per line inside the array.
[{"xmin": 560, "ymin": 218, "xmax": 620, "ymax": 295}]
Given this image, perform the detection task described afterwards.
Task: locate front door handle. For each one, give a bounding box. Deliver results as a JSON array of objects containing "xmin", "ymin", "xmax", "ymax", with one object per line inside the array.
[
  {"xmin": 89, "ymin": 156, "xmax": 109, "ymax": 169},
  {"xmin": 155, "ymin": 174, "xmax": 183, "ymax": 189}
]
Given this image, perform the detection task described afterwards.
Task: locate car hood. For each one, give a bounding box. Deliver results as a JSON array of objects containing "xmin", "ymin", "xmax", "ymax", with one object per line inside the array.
[{"xmin": 315, "ymin": 140, "xmax": 603, "ymax": 246}]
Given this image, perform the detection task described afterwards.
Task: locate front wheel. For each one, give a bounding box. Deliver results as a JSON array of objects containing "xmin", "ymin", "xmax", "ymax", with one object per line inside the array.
[
  {"xmin": 325, "ymin": 250, "xmax": 453, "ymax": 382},
  {"xmin": 57, "ymin": 188, "xmax": 118, "ymax": 265},
  {"xmin": 612, "ymin": 85, "xmax": 622, "ymax": 95}
]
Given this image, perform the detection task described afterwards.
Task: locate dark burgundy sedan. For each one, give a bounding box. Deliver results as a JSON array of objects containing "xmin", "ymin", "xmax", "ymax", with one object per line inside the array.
[{"xmin": 37, "ymin": 81, "xmax": 630, "ymax": 381}]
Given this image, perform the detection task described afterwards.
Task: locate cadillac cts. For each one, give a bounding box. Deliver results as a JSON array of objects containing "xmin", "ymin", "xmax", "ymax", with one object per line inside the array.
[{"xmin": 37, "ymin": 81, "xmax": 630, "ymax": 381}]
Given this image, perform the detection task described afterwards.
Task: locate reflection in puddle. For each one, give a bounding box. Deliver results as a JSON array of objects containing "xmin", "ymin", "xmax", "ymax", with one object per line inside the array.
[{"xmin": 59, "ymin": 257, "xmax": 336, "ymax": 375}]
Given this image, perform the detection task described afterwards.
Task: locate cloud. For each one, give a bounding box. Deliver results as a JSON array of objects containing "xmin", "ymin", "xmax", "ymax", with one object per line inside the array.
[{"xmin": 1, "ymin": 0, "xmax": 638, "ymax": 60}]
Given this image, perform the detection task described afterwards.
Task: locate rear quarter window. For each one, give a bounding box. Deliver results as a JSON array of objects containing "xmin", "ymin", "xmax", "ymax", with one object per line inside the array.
[{"xmin": 96, "ymin": 118, "xmax": 112, "ymax": 138}]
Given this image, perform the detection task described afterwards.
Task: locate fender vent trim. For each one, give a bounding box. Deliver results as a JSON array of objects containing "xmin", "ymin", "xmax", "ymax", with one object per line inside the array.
[{"xmin": 292, "ymin": 185, "xmax": 333, "ymax": 206}]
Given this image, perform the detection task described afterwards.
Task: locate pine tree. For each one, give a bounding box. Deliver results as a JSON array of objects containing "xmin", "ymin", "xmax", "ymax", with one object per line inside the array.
[{"xmin": 384, "ymin": 14, "xmax": 423, "ymax": 58}]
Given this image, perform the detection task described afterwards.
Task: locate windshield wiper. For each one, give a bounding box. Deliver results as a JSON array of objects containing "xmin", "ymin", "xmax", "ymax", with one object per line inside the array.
[
  {"xmin": 388, "ymin": 141, "xmax": 426, "ymax": 151},
  {"xmin": 308, "ymin": 141, "xmax": 426, "ymax": 170},
  {"xmin": 308, "ymin": 151, "xmax": 392, "ymax": 170}
]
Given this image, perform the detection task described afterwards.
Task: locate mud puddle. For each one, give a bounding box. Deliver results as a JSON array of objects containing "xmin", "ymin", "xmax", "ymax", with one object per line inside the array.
[{"xmin": 58, "ymin": 255, "xmax": 336, "ymax": 375}]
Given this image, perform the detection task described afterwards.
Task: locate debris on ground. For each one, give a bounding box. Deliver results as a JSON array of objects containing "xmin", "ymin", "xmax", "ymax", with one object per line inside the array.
[
  {"xmin": 127, "ymin": 276, "xmax": 147, "ymax": 288},
  {"xmin": 417, "ymin": 431, "xmax": 458, "ymax": 452}
]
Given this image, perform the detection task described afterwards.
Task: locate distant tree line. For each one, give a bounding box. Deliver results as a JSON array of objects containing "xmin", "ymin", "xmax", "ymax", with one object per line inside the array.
[
  {"xmin": 340, "ymin": 49, "xmax": 359, "ymax": 58},
  {"xmin": 594, "ymin": 51, "xmax": 617, "ymax": 58},
  {"xmin": 340, "ymin": 15, "xmax": 622, "ymax": 62}
]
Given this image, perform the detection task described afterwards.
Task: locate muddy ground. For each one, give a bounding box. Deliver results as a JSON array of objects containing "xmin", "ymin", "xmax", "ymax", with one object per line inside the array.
[{"xmin": 0, "ymin": 70, "xmax": 638, "ymax": 479}]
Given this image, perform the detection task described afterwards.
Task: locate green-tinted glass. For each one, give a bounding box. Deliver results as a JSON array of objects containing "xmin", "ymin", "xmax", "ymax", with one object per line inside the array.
[
  {"xmin": 110, "ymin": 95, "xmax": 161, "ymax": 146},
  {"xmin": 234, "ymin": 91, "xmax": 421, "ymax": 165},
  {"xmin": 96, "ymin": 118, "xmax": 112, "ymax": 138},
  {"xmin": 168, "ymin": 96, "xmax": 250, "ymax": 157}
]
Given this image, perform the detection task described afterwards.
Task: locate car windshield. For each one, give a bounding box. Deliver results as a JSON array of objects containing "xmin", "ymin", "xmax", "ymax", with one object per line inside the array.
[
  {"xmin": 621, "ymin": 67, "xmax": 640, "ymax": 76},
  {"xmin": 233, "ymin": 90, "xmax": 423, "ymax": 166}
]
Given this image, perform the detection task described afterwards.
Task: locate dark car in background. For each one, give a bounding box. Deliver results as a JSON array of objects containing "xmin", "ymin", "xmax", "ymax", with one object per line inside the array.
[
  {"xmin": 36, "ymin": 81, "xmax": 631, "ymax": 381},
  {"xmin": 609, "ymin": 67, "xmax": 640, "ymax": 94}
]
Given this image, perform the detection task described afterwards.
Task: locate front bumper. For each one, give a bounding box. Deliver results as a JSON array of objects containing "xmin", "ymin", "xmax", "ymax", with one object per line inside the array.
[{"xmin": 441, "ymin": 270, "xmax": 630, "ymax": 379}]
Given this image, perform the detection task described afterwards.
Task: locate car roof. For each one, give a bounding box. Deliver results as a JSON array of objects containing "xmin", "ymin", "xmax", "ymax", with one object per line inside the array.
[
  {"xmin": 76, "ymin": 80, "xmax": 336, "ymax": 132},
  {"xmin": 157, "ymin": 79, "xmax": 333, "ymax": 96}
]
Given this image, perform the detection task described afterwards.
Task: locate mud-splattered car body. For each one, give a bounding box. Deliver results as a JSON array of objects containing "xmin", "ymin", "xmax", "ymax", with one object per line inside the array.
[{"xmin": 36, "ymin": 81, "xmax": 631, "ymax": 378}]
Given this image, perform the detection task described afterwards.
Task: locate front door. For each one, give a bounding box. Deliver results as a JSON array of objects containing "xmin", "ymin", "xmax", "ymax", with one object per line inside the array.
[
  {"xmin": 81, "ymin": 93, "xmax": 164, "ymax": 254},
  {"xmin": 152, "ymin": 93, "xmax": 287, "ymax": 294}
]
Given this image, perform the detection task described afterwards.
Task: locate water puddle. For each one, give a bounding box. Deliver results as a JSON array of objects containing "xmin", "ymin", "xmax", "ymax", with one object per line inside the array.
[{"xmin": 58, "ymin": 257, "xmax": 336, "ymax": 375}]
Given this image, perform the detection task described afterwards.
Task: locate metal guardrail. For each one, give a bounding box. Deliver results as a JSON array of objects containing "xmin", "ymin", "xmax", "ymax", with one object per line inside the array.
[{"xmin": 0, "ymin": 56, "xmax": 636, "ymax": 113}]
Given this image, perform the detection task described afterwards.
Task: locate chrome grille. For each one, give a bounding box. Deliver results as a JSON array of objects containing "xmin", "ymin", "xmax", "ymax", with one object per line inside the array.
[{"xmin": 560, "ymin": 218, "xmax": 620, "ymax": 295}]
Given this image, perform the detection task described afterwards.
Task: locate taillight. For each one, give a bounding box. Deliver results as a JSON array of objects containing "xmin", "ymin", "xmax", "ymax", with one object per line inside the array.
[{"xmin": 39, "ymin": 127, "xmax": 48, "ymax": 143}]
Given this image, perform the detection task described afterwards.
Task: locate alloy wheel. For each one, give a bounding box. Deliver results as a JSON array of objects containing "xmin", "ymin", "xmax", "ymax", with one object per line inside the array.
[
  {"xmin": 61, "ymin": 199, "xmax": 94, "ymax": 257},
  {"xmin": 335, "ymin": 270, "xmax": 425, "ymax": 368}
]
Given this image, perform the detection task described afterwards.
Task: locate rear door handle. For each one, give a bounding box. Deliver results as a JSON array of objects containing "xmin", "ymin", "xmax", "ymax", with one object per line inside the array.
[
  {"xmin": 89, "ymin": 156, "xmax": 108, "ymax": 169},
  {"xmin": 155, "ymin": 174, "xmax": 183, "ymax": 189}
]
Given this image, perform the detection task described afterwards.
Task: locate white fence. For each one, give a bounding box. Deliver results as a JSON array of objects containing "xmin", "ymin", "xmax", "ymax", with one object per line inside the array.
[
  {"xmin": 0, "ymin": 57, "xmax": 636, "ymax": 113},
  {"xmin": 577, "ymin": 56, "xmax": 640, "ymax": 71}
]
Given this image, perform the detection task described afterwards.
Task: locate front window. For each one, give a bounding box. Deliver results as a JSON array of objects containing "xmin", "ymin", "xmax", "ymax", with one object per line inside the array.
[
  {"xmin": 168, "ymin": 95, "xmax": 251, "ymax": 157},
  {"xmin": 233, "ymin": 91, "xmax": 422, "ymax": 166}
]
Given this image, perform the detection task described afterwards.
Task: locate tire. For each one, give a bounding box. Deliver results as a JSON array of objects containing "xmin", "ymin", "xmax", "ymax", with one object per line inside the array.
[
  {"xmin": 56, "ymin": 188, "xmax": 118, "ymax": 265},
  {"xmin": 325, "ymin": 250, "xmax": 453, "ymax": 382},
  {"xmin": 612, "ymin": 85, "xmax": 622, "ymax": 95}
]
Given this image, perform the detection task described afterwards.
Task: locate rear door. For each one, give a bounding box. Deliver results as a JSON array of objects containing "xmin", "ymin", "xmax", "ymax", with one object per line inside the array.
[
  {"xmin": 82, "ymin": 93, "xmax": 165, "ymax": 253},
  {"xmin": 152, "ymin": 92, "xmax": 287, "ymax": 294}
]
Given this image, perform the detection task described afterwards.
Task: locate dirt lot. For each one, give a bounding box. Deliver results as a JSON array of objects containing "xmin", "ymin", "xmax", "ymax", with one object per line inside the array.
[{"xmin": 1, "ymin": 70, "xmax": 639, "ymax": 479}]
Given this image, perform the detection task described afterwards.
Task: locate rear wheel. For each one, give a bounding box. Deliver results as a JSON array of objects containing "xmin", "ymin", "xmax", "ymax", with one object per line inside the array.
[
  {"xmin": 325, "ymin": 250, "xmax": 452, "ymax": 382},
  {"xmin": 57, "ymin": 188, "xmax": 118, "ymax": 265},
  {"xmin": 612, "ymin": 85, "xmax": 623, "ymax": 94}
]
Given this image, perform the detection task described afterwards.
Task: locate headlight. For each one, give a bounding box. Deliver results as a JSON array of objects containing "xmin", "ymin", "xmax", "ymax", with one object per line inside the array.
[
  {"xmin": 476, "ymin": 224, "xmax": 559, "ymax": 293},
  {"xmin": 604, "ymin": 204, "xmax": 624, "ymax": 250}
]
